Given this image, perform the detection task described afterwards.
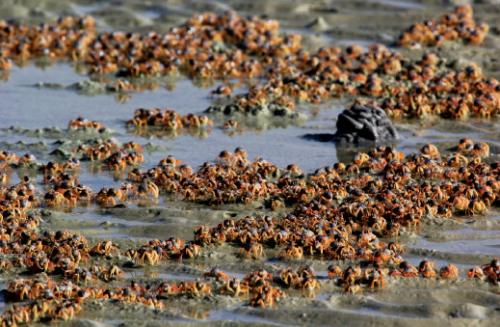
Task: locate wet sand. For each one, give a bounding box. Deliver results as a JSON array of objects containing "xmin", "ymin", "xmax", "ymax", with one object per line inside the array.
[{"xmin": 0, "ymin": 0, "xmax": 499, "ymax": 326}]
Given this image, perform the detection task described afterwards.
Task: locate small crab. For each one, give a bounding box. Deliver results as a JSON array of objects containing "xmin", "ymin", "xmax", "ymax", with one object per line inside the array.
[
  {"xmin": 279, "ymin": 245, "xmax": 303, "ymax": 260},
  {"xmin": 249, "ymin": 285, "xmax": 283, "ymax": 308},
  {"xmin": 181, "ymin": 242, "xmax": 202, "ymax": 259},
  {"xmin": 181, "ymin": 280, "xmax": 212, "ymax": 298},
  {"xmin": 327, "ymin": 265, "xmax": 343, "ymax": 279},
  {"xmin": 367, "ymin": 269, "xmax": 385, "ymax": 289},
  {"xmin": 219, "ymin": 278, "xmax": 249, "ymax": 297},
  {"xmin": 300, "ymin": 277, "xmax": 320, "ymax": 298},
  {"xmin": 203, "ymin": 267, "xmax": 231, "ymax": 282},
  {"xmin": 419, "ymin": 260, "xmax": 437, "ymax": 278},
  {"xmin": 90, "ymin": 240, "xmax": 120, "ymax": 257},
  {"xmin": 439, "ymin": 264, "xmax": 459, "ymax": 280},
  {"xmin": 240, "ymin": 242, "xmax": 264, "ymax": 259}
]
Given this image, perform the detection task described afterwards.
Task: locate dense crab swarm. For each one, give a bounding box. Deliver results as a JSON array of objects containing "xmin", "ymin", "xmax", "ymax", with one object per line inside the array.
[
  {"xmin": 124, "ymin": 143, "xmax": 497, "ymax": 215},
  {"xmin": 113, "ymin": 141, "xmax": 499, "ymax": 274},
  {"xmin": 1, "ymin": 258, "xmax": 496, "ymax": 325},
  {"xmin": 0, "ymin": 15, "xmax": 97, "ymax": 71},
  {"xmin": 0, "ymin": 268, "xmax": 288, "ymax": 325},
  {"xmin": 0, "ymin": 12, "xmax": 291, "ymax": 78},
  {"xmin": 119, "ymin": 143, "xmax": 497, "ymax": 266},
  {"xmin": 1, "ymin": 7, "xmax": 498, "ymax": 121},
  {"xmin": 0, "ymin": 139, "xmax": 498, "ymax": 324},
  {"xmin": 208, "ymin": 38, "xmax": 498, "ymax": 120},
  {"xmin": 0, "ymin": 5, "xmax": 499, "ymax": 326},
  {"xmin": 397, "ymin": 5, "xmax": 488, "ymax": 48},
  {"xmin": 379, "ymin": 62, "xmax": 499, "ymax": 119},
  {"xmin": 126, "ymin": 148, "xmax": 281, "ymax": 206}
]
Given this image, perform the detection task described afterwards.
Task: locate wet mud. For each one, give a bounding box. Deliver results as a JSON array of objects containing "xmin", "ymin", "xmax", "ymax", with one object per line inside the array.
[{"xmin": 0, "ymin": 0, "xmax": 499, "ymax": 326}]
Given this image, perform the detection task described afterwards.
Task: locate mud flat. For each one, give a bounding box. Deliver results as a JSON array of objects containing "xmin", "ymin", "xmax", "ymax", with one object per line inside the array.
[{"xmin": 0, "ymin": 0, "xmax": 499, "ymax": 326}]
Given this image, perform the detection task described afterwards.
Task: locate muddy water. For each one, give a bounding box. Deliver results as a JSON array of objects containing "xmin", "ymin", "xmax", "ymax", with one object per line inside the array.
[{"xmin": 1, "ymin": 0, "xmax": 500, "ymax": 326}]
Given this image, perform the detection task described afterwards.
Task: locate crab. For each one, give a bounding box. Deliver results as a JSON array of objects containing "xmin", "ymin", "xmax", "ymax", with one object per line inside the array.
[
  {"xmin": 96, "ymin": 265, "xmax": 124, "ymax": 282},
  {"xmin": 420, "ymin": 144, "xmax": 440, "ymax": 158},
  {"xmin": 344, "ymin": 284, "xmax": 363, "ymax": 294},
  {"xmin": 367, "ymin": 269, "xmax": 385, "ymax": 289},
  {"xmin": 279, "ymin": 245, "xmax": 304, "ymax": 260},
  {"xmin": 327, "ymin": 265, "xmax": 343, "ymax": 279},
  {"xmin": 419, "ymin": 260, "xmax": 437, "ymax": 278},
  {"xmin": 219, "ymin": 278, "xmax": 249, "ymax": 297},
  {"xmin": 180, "ymin": 280, "xmax": 212, "ymax": 298},
  {"xmin": 300, "ymin": 277, "xmax": 320, "ymax": 298},
  {"xmin": 90, "ymin": 240, "xmax": 120, "ymax": 257},
  {"xmin": 277, "ymin": 268, "xmax": 300, "ymax": 288},
  {"xmin": 452, "ymin": 195, "xmax": 470, "ymax": 212},
  {"xmin": 181, "ymin": 242, "xmax": 202, "ymax": 259},
  {"xmin": 482, "ymin": 259, "xmax": 499, "ymax": 284},
  {"xmin": 249, "ymin": 286, "xmax": 283, "ymax": 308},
  {"xmin": 439, "ymin": 264, "xmax": 459, "ymax": 280},
  {"xmin": 240, "ymin": 242, "xmax": 264, "ymax": 259},
  {"xmin": 244, "ymin": 269, "xmax": 273, "ymax": 288},
  {"xmin": 126, "ymin": 248, "xmax": 161, "ymax": 266},
  {"xmin": 157, "ymin": 282, "xmax": 182, "ymax": 298},
  {"xmin": 203, "ymin": 267, "xmax": 231, "ymax": 282},
  {"xmin": 392, "ymin": 261, "xmax": 419, "ymax": 278}
]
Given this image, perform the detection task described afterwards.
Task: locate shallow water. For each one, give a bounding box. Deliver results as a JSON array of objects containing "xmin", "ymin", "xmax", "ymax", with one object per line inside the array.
[{"xmin": 1, "ymin": 0, "xmax": 500, "ymax": 326}]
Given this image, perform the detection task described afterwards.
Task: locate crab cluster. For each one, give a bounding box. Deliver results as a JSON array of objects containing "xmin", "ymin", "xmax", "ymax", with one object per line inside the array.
[
  {"xmin": 41, "ymin": 162, "xmax": 94, "ymax": 208},
  {"xmin": 327, "ymin": 261, "xmax": 462, "ymax": 294},
  {"xmin": 0, "ymin": 12, "xmax": 287, "ymax": 78},
  {"xmin": 1, "ymin": 7, "xmax": 496, "ymax": 122},
  {"xmin": 398, "ymin": 5, "xmax": 488, "ymax": 48},
  {"xmin": 467, "ymin": 259, "xmax": 499, "ymax": 284},
  {"xmin": 73, "ymin": 139, "xmax": 144, "ymax": 170},
  {"xmin": 209, "ymin": 42, "xmax": 498, "ymax": 120},
  {"xmin": 0, "ymin": 151, "xmax": 38, "ymax": 168},
  {"xmin": 205, "ymin": 92, "xmax": 300, "ymax": 119},
  {"xmin": 43, "ymin": 183, "xmax": 92, "ymax": 209},
  {"xmin": 127, "ymin": 108, "xmax": 213, "ymax": 130},
  {"xmin": 68, "ymin": 117, "xmax": 106, "ymax": 132},
  {"xmin": 379, "ymin": 62, "xmax": 499, "ymax": 119},
  {"xmin": 1, "ymin": 299, "xmax": 82, "ymax": 325},
  {"xmin": 331, "ymin": 265, "xmax": 386, "ymax": 294},
  {"xmin": 125, "ymin": 238, "xmax": 201, "ymax": 265},
  {"xmin": 276, "ymin": 265, "xmax": 320, "ymax": 298},
  {"xmin": 242, "ymin": 269, "xmax": 284, "ymax": 307},
  {"xmin": 126, "ymin": 148, "xmax": 280, "ymax": 205},
  {"xmin": 95, "ymin": 180, "xmax": 159, "ymax": 208},
  {"xmin": 0, "ymin": 267, "xmax": 288, "ymax": 326},
  {"xmin": 0, "ymin": 138, "xmax": 498, "ymax": 324},
  {"xmin": 0, "ymin": 16, "xmax": 96, "ymax": 70},
  {"xmin": 0, "ymin": 5, "xmax": 499, "ymax": 324},
  {"xmin": 125, "ymin": 141, "xmax": 497, "ymax": 215},
  {"xmin": 455, "ymin": 138, "xmax": 490, "ymax": 158},
  {"xmin": 0, "ymin": 276, "xmax": 165, "ymax": 325}
]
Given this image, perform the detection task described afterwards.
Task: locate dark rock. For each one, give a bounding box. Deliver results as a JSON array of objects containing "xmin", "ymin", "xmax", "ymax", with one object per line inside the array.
[{"xmin": 333, "ymin": 103, "xmax": 398, "ymax": 143}]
